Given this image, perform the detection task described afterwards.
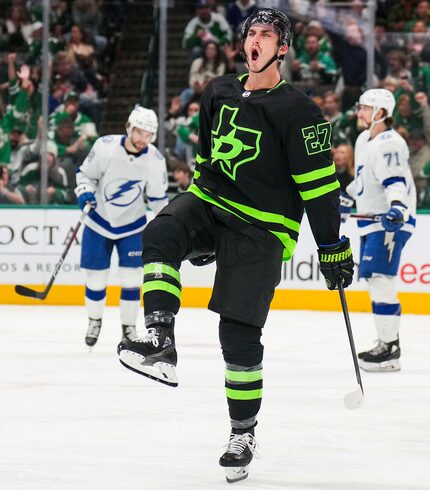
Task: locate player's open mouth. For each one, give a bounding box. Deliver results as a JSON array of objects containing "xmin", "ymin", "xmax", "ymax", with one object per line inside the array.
[{"xmin": 251, "ymin": 49, "xmax": 259, "ymax": 61}]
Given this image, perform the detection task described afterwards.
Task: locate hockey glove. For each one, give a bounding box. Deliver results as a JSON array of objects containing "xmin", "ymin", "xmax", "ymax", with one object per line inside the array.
[
  {"xmin": 75, "ymin": 183, "xmax": 97, "ymax": 212},
  {"xmin": 339, "ymin": 192, "xmax": 354, "ymax": 223},
  {"xmin": 318, "ymin": 236, "xmax": 354, "ymax": 290},
  {"xmin": 189, "ymin": 254, "xmax": 216, "ymax": 267},
  {"xmin": 381, "ymin": 202, "xmax": 407, "ymax": 232}
]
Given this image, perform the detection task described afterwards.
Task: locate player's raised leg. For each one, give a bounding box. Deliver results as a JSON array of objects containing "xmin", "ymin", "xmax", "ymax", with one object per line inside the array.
[
  {"xmin": 117, "ymin": 215, "xmax": 187, "ymax": 386},
  {"xmin": 118, "ymin": 193, "xmax": 216, "ymax": 386}
]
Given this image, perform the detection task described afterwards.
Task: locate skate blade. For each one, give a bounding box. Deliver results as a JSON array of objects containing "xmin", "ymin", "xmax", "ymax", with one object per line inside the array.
[
  {"xmin": 359, "ymin": 359, "xmax": 401, "ymax": 372},
  {"xmin": 225, "ymin": 466, "xmax": 249, "ymax": 483},
  {"xmin": 119, "ymin": 350, "xmax": 178, "ymax": 387}
]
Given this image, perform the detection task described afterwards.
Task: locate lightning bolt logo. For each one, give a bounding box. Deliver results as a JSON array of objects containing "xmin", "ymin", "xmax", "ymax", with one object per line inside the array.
[
  {"xmin": 384, "ymin": 232, "xmax": 395, "ymax": 262},
  {"xmin": 104, "ymin": 179, "xmax": 142, "ymax": 207}
]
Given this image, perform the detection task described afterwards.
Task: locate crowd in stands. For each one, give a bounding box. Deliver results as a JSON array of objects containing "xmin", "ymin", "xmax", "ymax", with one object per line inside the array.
[
  {"xmin": 2, "ymin": 1, "xmax": 430, "ymax": 209},
  {"xmin": 164, "ymin": 0, "xmax": 430, "ymax": 209},
  {"xmin": 0, "ymin": 0, "xmax": 124, "ymax": 205}
]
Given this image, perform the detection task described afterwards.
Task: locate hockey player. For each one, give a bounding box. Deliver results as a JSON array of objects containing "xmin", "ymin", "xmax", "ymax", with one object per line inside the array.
[
  {"xmin": 118, "ymin": 9, "xmax": 354, "ymax": 483},
  {"xmin": 344, "ymin": 89, "xmax": 416, "ymax": 372},
  {"xmin": 75, "ymin": 107, "xmax": 168, "ymax": 348}
]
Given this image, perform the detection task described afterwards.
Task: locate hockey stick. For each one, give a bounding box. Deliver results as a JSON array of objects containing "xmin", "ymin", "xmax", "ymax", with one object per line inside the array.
[
  {"xmin": 338, "ymin": 280, "xmax": 364, "ymax": 410},
  {"xmin": 349, "ymin": 213, "xmax": 381, "ymax": 222},
  {"xmin": 15, "ymin": 204, "xmax": 92, "ymax": 300}
]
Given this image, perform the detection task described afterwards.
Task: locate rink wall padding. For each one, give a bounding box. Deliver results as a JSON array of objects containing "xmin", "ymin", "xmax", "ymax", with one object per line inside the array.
[
  {"xmin": 0, "ymin": 207, "xmax": 429, "ymax": 313},
  {"xmin": 1, "ymin": 285, "xmax": 429, "ymax": 314}
]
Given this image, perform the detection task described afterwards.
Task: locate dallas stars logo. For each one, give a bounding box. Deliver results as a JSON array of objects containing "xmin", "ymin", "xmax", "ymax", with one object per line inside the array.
[{"xmin": 211, "ymin": 105, "xmax": 261, "ymax": 181}]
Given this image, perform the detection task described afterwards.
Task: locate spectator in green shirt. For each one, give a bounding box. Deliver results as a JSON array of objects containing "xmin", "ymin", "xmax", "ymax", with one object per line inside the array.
[
  {"xmin": 52, "ymin": 113, "xmax": 87, "ymax": 160},
  {"xmin": 418, "ymin": 160, "xmax": 430, "ymax": 208},
  {"xmin": 405, "ymin": 1, "xmax": 430, "ymax": 32},
  {"xmin": 177, "ymin": 107, "xmax": 199, "ymax": 169},
  {"xmin": 292, "ymin": 34, "xmax": 337, "ymax": 84},
  {"xmin": 394, "ymin": 93, "xmax": 424, "ymax": 134},
  {"xmin": 183, "ymin": 0, "xmax": 232, "ymax": 59},
  {"xmin": 50, "ymin": 91, "xmax": 97, "ymax": 144}
]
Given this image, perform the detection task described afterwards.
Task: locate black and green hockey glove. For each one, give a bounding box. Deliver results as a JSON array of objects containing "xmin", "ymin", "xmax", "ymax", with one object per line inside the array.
[{"xmin": 318, "ymin": 236, "xmax": 354, "ymax": 290}]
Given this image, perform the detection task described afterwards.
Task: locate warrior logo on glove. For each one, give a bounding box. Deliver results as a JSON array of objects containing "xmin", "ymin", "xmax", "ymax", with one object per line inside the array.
[{"xmin": 318, "ymin": 236, "xmax": 354, "ymax": 290}]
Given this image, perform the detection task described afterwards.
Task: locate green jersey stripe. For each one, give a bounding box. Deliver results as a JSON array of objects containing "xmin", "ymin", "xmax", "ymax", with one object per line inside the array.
[
  {"xmin": 188, "ymin": 184, "xmax": 251, "ymax": 222},
  {"xmin": 292, "ymin": 162, "xmax": 336, "ymax": 184},
  {"xmin": 267, "ymin": 79, "xmax": 287, "ymax": 93},
  {"xmin": 188, "ymin": 184, "xmax": 298, "ymax": 261},
  {"xmin": 299, "ymin": 180, "xmax": 340, "ymax": 201},
  {"xmin": 219, "ymin": 195, "xmax": 300, "ymax": 232},
  {"xmin": 269, "ymin": 230, "xmax": 297, "ymax": 261},
  {"xmin": 189, "ymin": 184, "xmax": 300, "ymax": 232}
]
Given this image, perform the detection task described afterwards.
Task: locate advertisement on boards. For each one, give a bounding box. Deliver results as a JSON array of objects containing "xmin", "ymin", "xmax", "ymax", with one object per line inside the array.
[{"xmin": 0, "ymin": 208, "xmax": 429, "ymax": 293}]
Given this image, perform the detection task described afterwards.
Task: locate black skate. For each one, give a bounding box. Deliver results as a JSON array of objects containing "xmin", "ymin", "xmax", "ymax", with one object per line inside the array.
[
  {"xmin": 219, "ymin": 428, "xmax": 258, "ymax": 483},
  {"xmin": 118, "ymin": 325, "xmax": 178, "ymax": 387},
  {"xmin": 121, "ymin": 325, "xmax": 137, "ymax": 342},
  {"xmin": 358, "ymin": 339, "xmax": 401, "ymax": 372},
  {"xmin": 85, "ymin": 318, "xmax": 102, "ymax": 347}
]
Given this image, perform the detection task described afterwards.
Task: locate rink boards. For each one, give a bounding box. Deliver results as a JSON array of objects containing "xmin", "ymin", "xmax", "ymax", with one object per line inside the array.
[{"xmin": 0, "ymin": 207, "xmax": 429, "ymax": 313}]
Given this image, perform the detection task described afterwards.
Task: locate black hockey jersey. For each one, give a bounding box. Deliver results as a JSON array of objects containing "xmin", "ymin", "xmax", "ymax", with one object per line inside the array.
[{"xmin": 188, "ymin": 73, "xmax": 340, "ymax": 260}]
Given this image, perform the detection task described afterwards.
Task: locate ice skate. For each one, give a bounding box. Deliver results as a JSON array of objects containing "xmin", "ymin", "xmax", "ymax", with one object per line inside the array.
[
  {"xmin": 121, "ymin": 325, "xmax": 137, "ymax": 342},
  {"xmin": 358, "ymin": 339, "xmax": 401, "ymax": 372},
  {"xmin": 85, "ymin": 318, "xmax": 102, "ymax": 348},
  {"xmin": 118, "ymin": 325, "xmax": 178, "ymax": 387},
  {"xmin": 219, "ymin": 429, "xmax": 258, "ymax": 483}
]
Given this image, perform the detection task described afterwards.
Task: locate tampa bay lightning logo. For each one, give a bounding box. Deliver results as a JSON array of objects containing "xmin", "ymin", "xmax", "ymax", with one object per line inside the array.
[{"xmin": 104, "ymin": 179, "xmax": 143, "ymax": 207}]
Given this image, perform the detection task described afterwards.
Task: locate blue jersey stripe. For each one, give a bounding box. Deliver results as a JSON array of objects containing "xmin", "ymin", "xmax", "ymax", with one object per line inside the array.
[
  {"xmin": 90, "ymin": 211, "xmax": 147, "ymax": 234},
  {"xmin": 147, "ymin": 195, "xmax": 168, "ymax": 201},
  {"xmin": 382, "ymin": 176, "xmax": 406, "ymax": 187}
]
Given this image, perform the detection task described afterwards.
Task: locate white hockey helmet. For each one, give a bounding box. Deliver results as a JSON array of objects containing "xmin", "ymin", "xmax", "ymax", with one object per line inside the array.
[
  {"xmin": 126, "ymin": 106, "xmax": 158, "ymax": 143},
  {"xmin": 358, "ymin": 89, "xmax": 396, "ymax": 125}
]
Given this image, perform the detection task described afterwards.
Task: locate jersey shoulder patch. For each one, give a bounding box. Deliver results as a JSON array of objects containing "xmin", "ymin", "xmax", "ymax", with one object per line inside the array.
[
  {"xmin": 101, "ymin": 135, "xmax": 116, "ymax": 144},
  {"xmin": 378, "ymin": 131, "xmax": 394, "ymax": 141}
]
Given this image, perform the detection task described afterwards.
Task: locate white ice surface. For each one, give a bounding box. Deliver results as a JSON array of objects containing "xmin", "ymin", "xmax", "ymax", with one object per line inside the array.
[{"xmin": 0, "ymin": 306, "xmax": 429, "ymax": 490}]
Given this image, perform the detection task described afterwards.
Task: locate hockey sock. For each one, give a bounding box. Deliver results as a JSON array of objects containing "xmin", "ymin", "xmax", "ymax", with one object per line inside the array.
[
  {"xmin": 372, "ymin": 301, "xmax": 401, "ymax": 343},
  {"xmin": 143, "ymin": 263, "xmax": 181, "ymax": 316},
  {"xmin": 120, "ymin": 288, "xmax": 140, "ymax": 326},
  {"xmin": 219, "ymin": 317, "xmax": 264, "ymax": 429},
  {"xmin": 225, "ymin": 362, "xmax": 263, "ymax": 430},
  {"xmin": 85, "ymin": 287, "xmax": 106, "ymax": 319}
]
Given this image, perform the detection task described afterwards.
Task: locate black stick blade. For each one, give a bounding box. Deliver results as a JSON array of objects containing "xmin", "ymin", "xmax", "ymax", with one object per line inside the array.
[{"xmin": 15, "ymin": 285, "xmax": 47, "ymax": 300}]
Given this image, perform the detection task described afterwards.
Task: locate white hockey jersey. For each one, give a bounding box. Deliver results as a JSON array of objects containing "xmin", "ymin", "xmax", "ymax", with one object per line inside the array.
[
  {"xmin": 76, "ymin": 135, "xmax": 168, "ymax": 239},
  {"xmin": 346, "ymin": 128, "xmax": 416, "ymax": 236}
]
